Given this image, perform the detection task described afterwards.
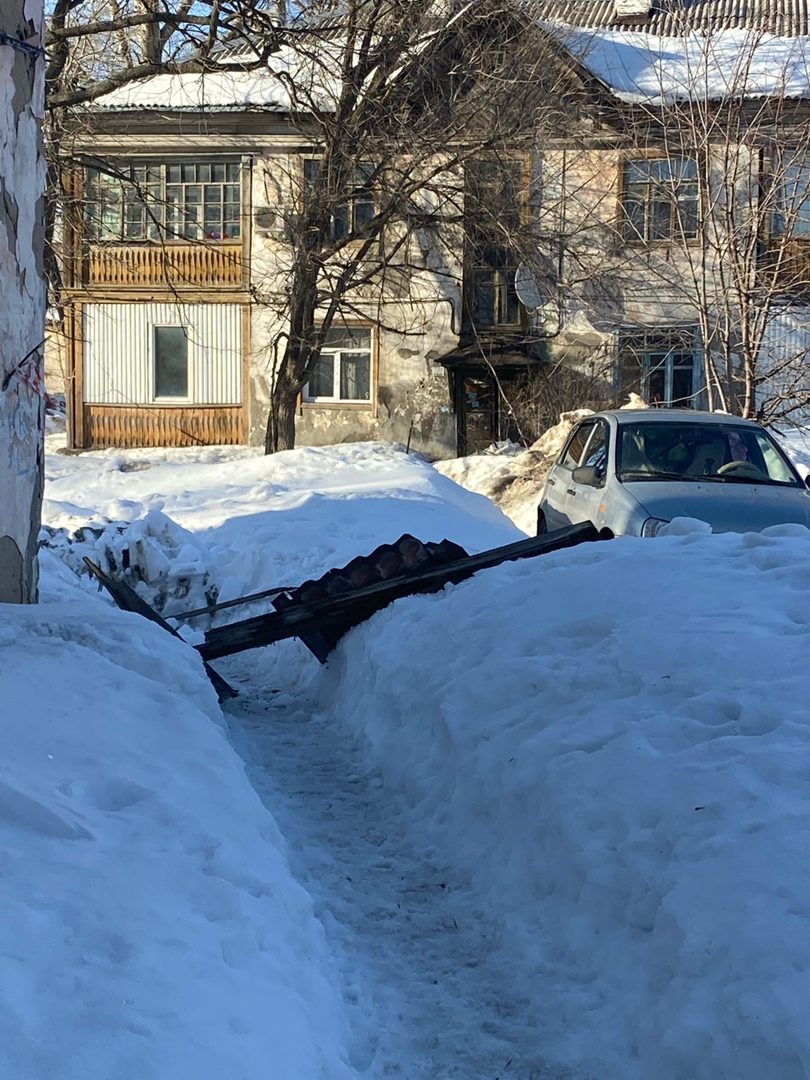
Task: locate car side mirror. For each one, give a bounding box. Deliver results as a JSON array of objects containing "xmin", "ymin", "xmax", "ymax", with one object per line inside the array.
[
  {"xmin": 572, "ymin": 465, "xmax": 602, "ymax": 487},
  {"xmin": 804, "ymin": 474, "xmax": 810, "ymax": 490}
]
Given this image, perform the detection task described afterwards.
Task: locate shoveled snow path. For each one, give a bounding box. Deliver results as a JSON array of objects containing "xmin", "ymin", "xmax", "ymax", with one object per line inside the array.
[{"xmin": 223, "ymin": 652, "xmax": 580, "ymax": 1080}]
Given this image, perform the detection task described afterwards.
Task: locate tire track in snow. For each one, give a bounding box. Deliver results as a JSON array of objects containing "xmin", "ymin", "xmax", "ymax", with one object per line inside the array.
[{"xmin": 223, "ymin": 656, "xmax": 583, "ymax": 1080}]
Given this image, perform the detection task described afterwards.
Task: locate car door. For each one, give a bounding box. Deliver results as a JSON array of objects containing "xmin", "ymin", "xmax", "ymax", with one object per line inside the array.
[
  {"xmin": 565, "ymin": 419, "xmax": 609, "ymax": 526},
  {"xmin": 543, "ymin": 419, "xmax": 598, "ymax": 531}
]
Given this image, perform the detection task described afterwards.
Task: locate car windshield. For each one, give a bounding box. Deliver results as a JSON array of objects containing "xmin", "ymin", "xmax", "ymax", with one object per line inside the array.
[{"xmin": 617, "ymin": 421, "xmax": 801, "ymax": 486}]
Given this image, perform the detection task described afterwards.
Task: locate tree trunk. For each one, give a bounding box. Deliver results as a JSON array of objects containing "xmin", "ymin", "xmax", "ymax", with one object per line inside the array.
[
  {"xmin": 265, "ymin": 364, "xmax": 299, "ymax": 453},
  {"xmin": 0, "ymin": 0, "xmax": 47, "ymax": 603}
]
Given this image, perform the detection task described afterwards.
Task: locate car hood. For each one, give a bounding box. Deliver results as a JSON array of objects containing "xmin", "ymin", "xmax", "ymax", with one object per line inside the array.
[{"xmin": 622, "ymin": 479, "xmax": 810, "ymax": 533}]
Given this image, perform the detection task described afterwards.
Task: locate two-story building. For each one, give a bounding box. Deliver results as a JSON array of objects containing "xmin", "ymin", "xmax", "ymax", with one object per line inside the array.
[{"xmin": 59, "ymin": 0, "xmax": 810, "ymax": 454}]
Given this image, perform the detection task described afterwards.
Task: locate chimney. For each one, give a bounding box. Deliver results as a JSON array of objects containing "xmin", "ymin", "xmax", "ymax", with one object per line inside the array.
[{"xmin": 614, "ymin": 0, "xmax": 652, "ymax": 19}]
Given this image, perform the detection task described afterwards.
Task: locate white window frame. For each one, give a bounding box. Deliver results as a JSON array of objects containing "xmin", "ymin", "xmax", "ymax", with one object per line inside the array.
[
  {"xmin": 303, "ymin": 327, "xmax": 373, "ymax": 404},
  {"xmin": 152, "ymin": 323, "xmax": 191, "ymax": 402},
  {"xmin": 641, "ymin": 345, "xmax": 701, "ymax": 407}
]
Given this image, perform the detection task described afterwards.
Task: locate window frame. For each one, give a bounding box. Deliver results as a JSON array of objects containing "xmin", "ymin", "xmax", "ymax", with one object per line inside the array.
[
  {"xmin": 620, "ymin": 155, "xmax": 699, "ymax": 244},
  {"xmin": 302, "ymin": 326, "xmax": 374, "ymax": 406},
  {"xmin": 85, "ymin": 160, "xmax": 243, "ymax": 244},
  {"xmin": 617, "ymin": 327, "xmax": 703, "ymax": 409},
  {"xmin": 772, "ymin": 149, "xmax": 810, "ymax": 238},
  {"xmin": 463, "ymin": 156, "xmax": 530, "ymax": 331},
  {"xmin": 303, "ymin": 158, "xmax": 376, "ymax": 241},
  {"xmin": 152, "ymin": 324, "xmax": 190, "ymax": 402}
]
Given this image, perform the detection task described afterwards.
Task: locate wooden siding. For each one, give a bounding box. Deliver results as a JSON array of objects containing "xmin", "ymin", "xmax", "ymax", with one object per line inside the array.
[
  {"xmin": 83, "ymin": 405, "xmax": 244, "ymax": 448},
  {"xmin": 82, "ymin": 242, "xmax": 245, "ymax": 289}
]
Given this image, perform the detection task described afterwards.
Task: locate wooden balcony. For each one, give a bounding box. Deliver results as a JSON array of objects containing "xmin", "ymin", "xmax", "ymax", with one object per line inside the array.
[{"xmin": 76, "ymin": 242, "xmax": 246, "ymax": 291}]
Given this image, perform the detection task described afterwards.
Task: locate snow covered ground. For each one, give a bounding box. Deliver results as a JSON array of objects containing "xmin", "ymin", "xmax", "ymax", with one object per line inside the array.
[{"xmin": 6, "ymin": 434, "xmax": 810, "ymax": 1079}]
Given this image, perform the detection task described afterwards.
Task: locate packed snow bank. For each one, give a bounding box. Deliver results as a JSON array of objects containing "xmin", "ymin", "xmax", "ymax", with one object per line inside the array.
[
  {"xmin": 326, "ymin": 526, "xmax": 810, "ymax": 1080},
  {"xmin": 435, "ymin": 411, "xmax": 592, "ymax": 535},
  {"xmin": 0, "ymin": 557, "xmax": 353, "ymax": 1080},
  {"xmin": 43, "ymin": 441, "xmax": 521, "ymax": 622}
]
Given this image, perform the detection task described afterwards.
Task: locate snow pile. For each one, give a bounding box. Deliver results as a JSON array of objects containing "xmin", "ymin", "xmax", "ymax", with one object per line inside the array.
[
  {"xmin": 565, "ymin": 27, "xmax": 810, "ymax": 104},
  {"xmin": 435, "ymin": 443, "xmax": 544, "ymax": 535},
  {"xmin": 435, "ymin": 410, "xmax": 593, "ymax": 534},
  {"xmin": 41, "ymin": 508, "xmax": 217, "ymax": 616},
  {"xmin": 0, "ymin": 558, "xmax": 354, "ymax": 1080},
  {"xmin": 28, "ymin": 436, "xmax": 810, "ymax": 1079},
  {"xmin": 44, "ymin": 441, "xmax": 520, "ymax": 611},
  {"xmin": 327, "ymin": 525, "xmax": 810, "ymax": 1080}
]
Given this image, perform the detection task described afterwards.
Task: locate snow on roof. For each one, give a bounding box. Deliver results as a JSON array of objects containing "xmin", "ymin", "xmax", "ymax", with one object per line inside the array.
[
  {"xmin": 88, "ymin": 44, "xmax": 341, "ymax": 112},
  {"xmin": 563, "ymin": 24, "xmax": 810, "ymax": 102},
  {"xmin": 89, "ymin": 70, "xmax": 290, "ymax": 111},
  {"xmin": 535, "ymin": 0, "xmax": 810, "ymax": 36}
]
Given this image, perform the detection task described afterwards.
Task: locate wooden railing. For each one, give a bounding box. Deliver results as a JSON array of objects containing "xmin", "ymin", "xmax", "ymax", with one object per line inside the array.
[{"xmin": 82, "ymin": 242, "xmax": 245, "ymax": 289}]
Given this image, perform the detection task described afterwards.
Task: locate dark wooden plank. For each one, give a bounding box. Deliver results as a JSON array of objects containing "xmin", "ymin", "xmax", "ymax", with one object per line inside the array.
[
  {"xmin": 83, "ymin": 558, "xmax": 239, "ymax": 702},
  {"xmin": 197, "ymin": 522, "xmax": 605, "ymax": 663},
  {"xmin": 173, "ymin": 583, "xmax": 293, "ymax": 621}
]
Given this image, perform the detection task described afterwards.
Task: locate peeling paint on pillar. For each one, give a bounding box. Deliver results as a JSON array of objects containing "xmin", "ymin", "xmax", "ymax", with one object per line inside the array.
[{"xmin": 0, "ymin": 0, "xmax": 46, "ymax": 603}]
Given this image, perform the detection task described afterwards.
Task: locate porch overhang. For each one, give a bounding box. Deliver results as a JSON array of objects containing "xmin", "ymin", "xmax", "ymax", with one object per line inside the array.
[{"xmin": 438, "ymin": 338, "xmax": 548, "ymax": 370}]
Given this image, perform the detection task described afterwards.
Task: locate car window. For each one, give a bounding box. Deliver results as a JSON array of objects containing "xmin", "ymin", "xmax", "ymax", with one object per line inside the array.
[
  {"xmin": 751, "ymin": 431, "xmax": 799, "ymax": 483},
  {"xmin": 560, "ymin": 421, "xmax": 595, "ymax": 470},
  {"xmin": 617, "ymin": 421, "xmax": 802, "ymax": 485},
  {"xmin": 582, "ymin": 421, "xmax": 609, "ymax": 478}
]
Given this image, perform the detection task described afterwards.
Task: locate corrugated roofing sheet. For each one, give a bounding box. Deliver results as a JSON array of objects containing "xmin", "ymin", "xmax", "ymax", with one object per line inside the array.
[{"xmin": 534, "ymin": 0, "xmax": 810, "ymax": 35}]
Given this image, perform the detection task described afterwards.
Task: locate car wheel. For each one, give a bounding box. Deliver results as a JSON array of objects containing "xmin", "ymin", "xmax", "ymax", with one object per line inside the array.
[{"xmin": 537, "ymin": 508, "xmax": 548, "ymax": 536}]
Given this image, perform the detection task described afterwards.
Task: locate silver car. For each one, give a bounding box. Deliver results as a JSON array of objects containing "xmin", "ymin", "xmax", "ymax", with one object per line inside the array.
[{"xmin": 537, "ymin": 409, "xmax": 810, "ymax": 537}]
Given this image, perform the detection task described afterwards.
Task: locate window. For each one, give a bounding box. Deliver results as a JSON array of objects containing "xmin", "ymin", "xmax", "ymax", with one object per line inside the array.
[
  {"xmin": 617, "ymin": 421, "xmax": 801, "ymax": 485},
  {"xmin": 560, "ymin": 420, "xmax": 596, "ymax": 469},
  {"xmin": 581, "ymin": 421, "xmax": 608, "ymax": 480},
  {"xmin": 464, "ymin": 159, "xmax": 526, "ymax": 329},
  {"xmin": 621, "ymin": 157, "xmax": 698, "ymax": 242},
  {"xmin": 154, "ymin": 326, "xmax": 189, "ymax": 398},
  {"xmin": 469, "ymin": 245, "xmax": 522, "ymax": 328},
  {"xmin": 773, "ymin": 152, "xmax": 810, "ymax": 236},
  {"xmin": 618, "ymin": 328, "xmax": 702, "ymax": 408},
  {"xmin": 304, "ymin": 327, "xmax": 372, "ymax": 403},
  {"xmin": 86, "ymin": 161, "xmax": 241, "ymax": 242},
  {"xmin": 303, "ymin": 159, "xmax": 375, "ymax": 239}
]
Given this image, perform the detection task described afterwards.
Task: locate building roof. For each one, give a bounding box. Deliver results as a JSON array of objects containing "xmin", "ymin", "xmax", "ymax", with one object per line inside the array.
[
  {"xmin": 87, "ymin": 0, "xmax": 810, "ymax": 115},
  {"xmin": 86, "ymin": 42, "xmax": 341, "ymax": 112},
  {"xmin": 534, "ymin": 0, "xmax": 810, "ymax": 36},
  {"xmin": 564, "ymin": 26, "xmax": 810, "ymax": 103}
]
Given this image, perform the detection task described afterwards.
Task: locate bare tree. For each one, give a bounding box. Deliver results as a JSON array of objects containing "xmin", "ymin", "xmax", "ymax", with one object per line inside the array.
[
  {"xmin": 0, "ymin": 0, "xmax": 47, "ymax": 602},
  {"xmin": 46, "ymin": 0, "xmax": 589, "ymax": 453},
  {"xmin": 552, "ymin": 19, "xmax": 810, "ymax": 427},
  {"xmin": 252, "ymin": 0, "xmax": 585, "ymax": 451}
]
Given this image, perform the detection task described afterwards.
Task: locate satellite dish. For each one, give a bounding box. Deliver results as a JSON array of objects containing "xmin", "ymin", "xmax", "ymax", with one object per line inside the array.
[{"xmin": 514, "ymin": 263, "xmax": 552, "ymax": 313}]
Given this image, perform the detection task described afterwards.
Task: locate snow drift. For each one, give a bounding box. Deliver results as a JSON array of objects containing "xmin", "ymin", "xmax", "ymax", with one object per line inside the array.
[
  {"xmin": 327, "ymin": 525, "xmax": 810, "ymax": 1080},
  {"xmin": 0, "ymin": 558, "xmax": 354, "ymax": 1080}
]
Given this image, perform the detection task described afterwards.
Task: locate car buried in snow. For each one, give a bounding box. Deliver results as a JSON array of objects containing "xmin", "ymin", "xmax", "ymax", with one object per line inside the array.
[{"xmin": 536, "ymin": 409, "xmax": 810, "ymax": 538}]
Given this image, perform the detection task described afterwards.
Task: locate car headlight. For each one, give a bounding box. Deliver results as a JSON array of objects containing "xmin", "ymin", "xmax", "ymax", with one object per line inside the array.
[{"xmin": 641, "ymin": 517, "xmax": 670, "ymax": 537}]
